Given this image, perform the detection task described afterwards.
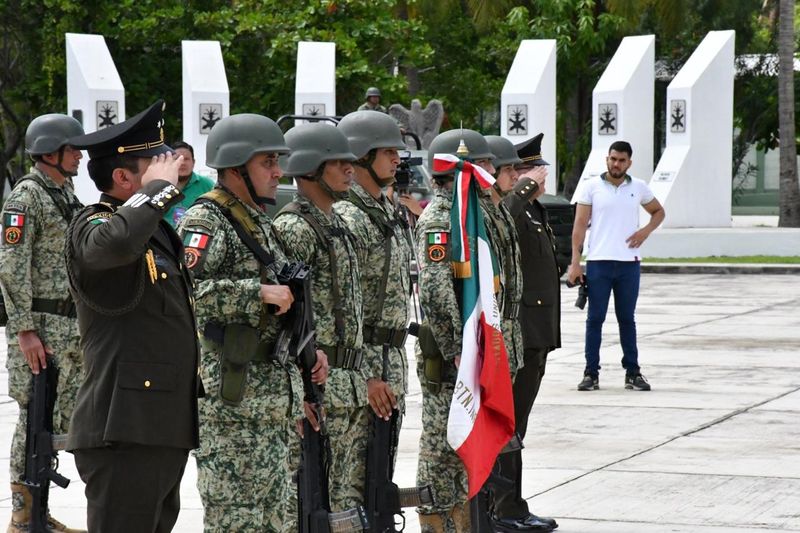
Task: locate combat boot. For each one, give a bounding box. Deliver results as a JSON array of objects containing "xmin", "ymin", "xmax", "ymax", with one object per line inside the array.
[
  {"xmin": 418, "ymin": 512, "xmax": 447, "ymax": 533},
  {"xmin": 7, "ymin": 483, "xmax": 87, "ymax": 533},
  {"xmin": 450, "ymin": 502, "xmax": 471, "ymax": 533}
]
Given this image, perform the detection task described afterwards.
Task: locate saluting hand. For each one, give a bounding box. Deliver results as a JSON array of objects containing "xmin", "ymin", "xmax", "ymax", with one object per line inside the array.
[
  {"xmin": 260, "ymin": 284, "xmax": 294, "ymax": 315},
  {"xmin": 141, "ymin": 152, "xmax": 183, "ymax": 187},
  {"xmin": 367, "ymin": 378, "xmax": 397, "ymax": 421},
  {"xmin": 518, "ymin": 166, "xmax": 547, "ymax": 200},
  {"xmin": 18, "ymin": 330, "xmax": 50, "ymax": 374}
]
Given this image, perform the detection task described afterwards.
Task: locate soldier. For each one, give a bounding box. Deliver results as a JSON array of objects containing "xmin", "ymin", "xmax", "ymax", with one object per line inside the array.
[
  {"xmin": 0, "ymin": 114, "xmax": 86, "ymax": 533},
  {"xmin": 414, "ymin": 129, "xmax": 496, "ymax": 533},
  {"xmin": 489, "ymin": 134, "xmax": 559, "ymax": 532},
  {"xmin": 176, "ymin": 114, "xmax": 316, "ymax": 532},
  {"xmin": 65, "ymin": 100, "xmax": 201, "ymax": 532},
  {"xmin": 335, "ymin": 110, "xmax": 411, "ymax": 441},
  {"xmin": 272, "ymin": 123, "xmax": 367, "ymax": 512},
  {"xmin": 357, "ymin": 87, "xmax": 388, "ymax": 113}
]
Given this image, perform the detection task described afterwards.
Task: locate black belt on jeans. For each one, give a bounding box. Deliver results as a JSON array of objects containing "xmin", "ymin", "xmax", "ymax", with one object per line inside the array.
[
  {"xmin": 362, "ymin": 324, "xmax": 408, "ymax": 349},
  {"xmin": 32, "ymin": 298, "xmax": 76, "ymax": 318},
  {"xmin": 317, "ymin": 344, "xmax": 362, "ymax": 370}
]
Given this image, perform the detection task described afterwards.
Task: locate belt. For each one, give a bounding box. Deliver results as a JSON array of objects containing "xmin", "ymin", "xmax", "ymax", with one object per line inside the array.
[
  {"xmin": 362, "ymin": 324, "xmax": 408, "ymax": 349},
  {"xmin": 502, "ymin": 302, "xmax": 520, "ymax": 320},
  {"xmin": 318, "ymin": 344, "xmax": 362, "ymax": 370},
  {"xmin": 32, "ymin": 298, "xmax": 76, "ymax": 318},
  {"xmin": 201, "ymin": 323, "xmax": 275, "ymax": 363}
]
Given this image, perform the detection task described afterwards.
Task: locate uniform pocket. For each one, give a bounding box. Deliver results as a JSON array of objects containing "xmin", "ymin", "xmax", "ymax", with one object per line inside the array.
[{"xmin": 117, "ymin": 361, "xmax": 176, "ymax": 391}]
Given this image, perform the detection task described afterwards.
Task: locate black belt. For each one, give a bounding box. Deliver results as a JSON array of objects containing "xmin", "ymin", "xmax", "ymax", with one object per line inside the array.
[
  {"xmin": 32, "ymin": 298, "xmax": 76, "ymax": 318},
  {"xmin": 318, "ymin": 344, "xmax": 362, "ymax": 370},
  {"xmin": 362, "ymin": 324, "xmax": 408, "ymax": 349},
  {"xmin": 202, "ymin": 323, "xmax": 275, "ymax": 363}
]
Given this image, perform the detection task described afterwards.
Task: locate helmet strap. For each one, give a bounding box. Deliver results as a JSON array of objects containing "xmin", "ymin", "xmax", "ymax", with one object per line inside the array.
[
  {"xmin": 238, "ymin": 165, "xmax": 275, "ymax": 207},
  {"xmin": 314, "ymin": 164, "xmax": 349, "ymax": 201},
  {"xmin": 37, "ymin": 147, "xmax": 76, "ymax": 178},
  {"xmin": 354, "ymin": 149, "xmax": 394, "ymax": 188}
]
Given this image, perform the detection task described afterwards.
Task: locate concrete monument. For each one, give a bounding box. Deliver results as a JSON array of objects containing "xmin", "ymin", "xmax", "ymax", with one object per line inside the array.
[{"xmin": 295, "ymin": 41, "xmax": 336, "ymax": 121}]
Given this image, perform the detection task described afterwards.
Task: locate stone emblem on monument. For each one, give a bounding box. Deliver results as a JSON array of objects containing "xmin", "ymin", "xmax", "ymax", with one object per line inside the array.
[
  {"xmin": 96, "ymin": 101, "xmax": 119, "ymax": 129},
  {"xmin": 598, "ymin": 103, "xmax": 617, "ymax": 135},
  {"xmin": 670, "ymin": 99, "xmax": 686, "ymax": 133},
  {"xmin": 389, "ymin": 99, "xmax": 444, "ymax": 149},
  {"xmin": 506, "ymin": 104, "xmax": 528, "ymax": 136},
  {"xmin": 302, "ymin": 103, "xmax": 326, "ymax": 117},
  {"xmin": 199, "ymin": 103, "xmax": 223, "ymax": 134}
]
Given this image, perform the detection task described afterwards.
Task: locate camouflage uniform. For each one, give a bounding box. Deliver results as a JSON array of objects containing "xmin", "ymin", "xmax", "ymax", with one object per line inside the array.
[
  {"xmin": 335, "ymin": 182, "xmax": 411, "ymax": 407},
  {"xmin": 414, "ymin": 187, "xmax": 470, "ymax": 529},
  {"xmin": 177, "ymin": 190, "xmax": 304, "ymax": 532},
  {"xmin": 478, "ymin": 194, "xmax": 524, "ymax": 376},
  {"xmin": 273, "ymin": 194, "xmax": 367, "ymax": 513},
  {"xmin": 0, "ymin": 167, "xmax": 83, "ymax": 486}
]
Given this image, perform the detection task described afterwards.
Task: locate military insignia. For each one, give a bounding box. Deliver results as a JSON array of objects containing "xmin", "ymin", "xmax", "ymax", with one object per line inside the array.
[
  {"xmin": 427, "ymin": 231, "xmax": 449, "ymax": 262},
  {"xmin": 182, "ymin": 231, "xmax": 212, "ymax": 271},
  {"xmin": 184, "ymin": 248, "xmax": 202, "ymax": 269},
  {"xmin": 3, "ymin": 213, "xmax": 26, "ymax": 245},
  {"xmin": 3, "ymin": 202, "xmax": 27, "ymax": 213},
  {"xmin": 86, "ymin": 212, "xmax": 112, "ymax": 225}
]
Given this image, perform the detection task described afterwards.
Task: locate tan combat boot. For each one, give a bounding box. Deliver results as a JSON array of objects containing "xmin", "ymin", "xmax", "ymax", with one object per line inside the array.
[
  {"xmin": 450, "ymin": 502, "xmax": 472, "ymax": 533},
  {"xmin": 418, "ymin": 511, "xmax": 447, "ymax": 533},
  {"xmin": 7, "ymin": 482, "xmax": 87, "ymax": 533}
]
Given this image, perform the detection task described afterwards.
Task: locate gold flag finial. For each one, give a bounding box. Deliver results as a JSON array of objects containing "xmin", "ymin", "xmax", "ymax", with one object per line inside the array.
[{"xmin": 456, "ymin": 139, "xmax": 469, "ymax": 157}]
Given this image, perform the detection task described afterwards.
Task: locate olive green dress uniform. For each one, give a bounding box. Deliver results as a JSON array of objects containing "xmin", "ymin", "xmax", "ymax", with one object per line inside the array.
[
  {"xmin": 0, "ymin": 168, "xmax": 84, "ymax": 485},
  {"xmin": 477, "ymin": 193, "xmax": 524, "ymax": 377},
  {"xmin": 493, "ymin": 186, "xmax": 561, "ymax": 520},
  {"xmin": 178, "ymin": 187, "xmax": 304, "ymax": 532},
  {"xmin": 414, "ymin": 187, "xmax": 471, "ymax": 530},
  {"xmin": 65, "ymin": 178, "xmax": 201, "ymax": 532},
  {"xmin": 273, "ymin": 194, "xmax": 368, "ymax": 513}
]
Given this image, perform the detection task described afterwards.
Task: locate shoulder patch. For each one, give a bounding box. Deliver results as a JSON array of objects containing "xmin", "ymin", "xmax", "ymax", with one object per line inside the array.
[
  {"xmin": 86, "ymin": 211, "xmax": 113, "ymax": 225},
  {"xmin": 182, "ymin": 231, "xmax": 213, "ymax": 271},
  {"xmin": 3, "ymin": 212, "xmax": 27, "ymax": 245},
  {"xmin": 3, "ymin": 201, "xmax": 27, "ymax": 214},
  {"xmin": 180, "ymin": 216, "xmax": 215, "ymax": 234},
  {"xmin": 426, "ymin": 231, "xmax": 449, "ymax": 263}
]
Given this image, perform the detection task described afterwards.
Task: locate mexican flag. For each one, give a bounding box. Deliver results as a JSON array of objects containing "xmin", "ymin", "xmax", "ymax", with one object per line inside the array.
[{"xmin": 433, "ymin": 153, "xmax": 515, "ymax": 498}]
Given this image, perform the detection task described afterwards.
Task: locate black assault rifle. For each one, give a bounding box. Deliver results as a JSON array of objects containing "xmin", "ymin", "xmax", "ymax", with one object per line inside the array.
[
  {"xmin": 364, "ymin": 345, "xmax": 433, "ymax": 532},
  {"xmin": 275, "ymin": 262, "xmax": 368, "ymax": 533},
  {"xmin": 24, "ymin": 357, "xmax": 70, "ymax": 533}
]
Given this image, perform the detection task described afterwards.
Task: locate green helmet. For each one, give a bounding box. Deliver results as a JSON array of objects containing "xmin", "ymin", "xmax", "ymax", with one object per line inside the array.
[
  {"xmin": 337, "ymin": 111, "xmax": 405, "ymax": 159},
  {"xmin": 366, "ymin": 87, "xmax": 381, "ymax": 98},
  {"xmin": 485, "ymin": 135, "xmax": 523, "ymax": 169},
  {"xmin": 25, "ymin": 114, "xmax": 84, "ymax": 156},
  {"xmin": 282, "ymin": 123, "xmax": 357, "ymax": 177},
  {"xmin": 206, "ymin": 114, "xmax": 289, "ymax": 169},
  {"xmin": 428, "ymin": 129, "xmax": 495, "ymax": 177}
]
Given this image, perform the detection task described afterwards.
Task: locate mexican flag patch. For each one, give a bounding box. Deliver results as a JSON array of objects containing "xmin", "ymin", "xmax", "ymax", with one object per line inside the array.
[
  {"xmin": 3, "ymin": 213, "xmax": 26, "ymax": 245},
  {"xmin": 183, "ymin": 232, "xmax": 210, "ymax": 249},
  {"xmin": 428, "ymin": 232, "xmax": 448, "ymax": 245}
]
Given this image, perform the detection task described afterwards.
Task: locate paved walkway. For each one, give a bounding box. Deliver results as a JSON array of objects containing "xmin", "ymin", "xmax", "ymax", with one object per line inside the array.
[{"xmin": 2, "ymin": 273, "xmax": 799, "ymax": 532}]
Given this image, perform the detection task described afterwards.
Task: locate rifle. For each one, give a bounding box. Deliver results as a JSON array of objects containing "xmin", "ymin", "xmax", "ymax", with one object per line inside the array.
[
  {"xmin": 24, "ymin": 357, "xmax": 70, "ymax": 533},
  {"xmin": 275, "ymin": 262, "xmax": 368, "ymax": 533},
  {"xmin": 469, "ymin": 433, "xmax": 524, "ymax": 533}
]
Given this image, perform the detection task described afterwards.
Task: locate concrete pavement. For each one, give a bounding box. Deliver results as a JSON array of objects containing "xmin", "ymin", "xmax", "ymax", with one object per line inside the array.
[{"xmin": 1, "ymin": 272, "xmax": 799, "ymax": 532}]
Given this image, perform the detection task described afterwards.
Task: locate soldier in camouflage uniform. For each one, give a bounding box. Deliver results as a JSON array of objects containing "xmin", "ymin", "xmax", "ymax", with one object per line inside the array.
[
  {"xmin": 335, "ymin": 111, "xmax": 411, "ymax": 435},
  {"xmin": 0, "ymin": 114, "xmax": 86, "ymax": 533},
  {"xmin": 414, "ymin": 129, "xmax": 496, "ymax": 533},
  {"xmin": 272, "ymin": 123, "xmax": 368, "ymax": 513},
  {"xmin": 481, "ymin": 136, "xmax": 525, "ymax": 377},
  {"xmin": 177, "ymin": 114, "xmax": 312, "ymax": 532}
]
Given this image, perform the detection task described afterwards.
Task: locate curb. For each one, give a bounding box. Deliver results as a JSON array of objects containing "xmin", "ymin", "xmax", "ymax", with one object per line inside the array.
[{"xmin": 641, "ymin": 263, "xmax": 800, "ymax": 274}]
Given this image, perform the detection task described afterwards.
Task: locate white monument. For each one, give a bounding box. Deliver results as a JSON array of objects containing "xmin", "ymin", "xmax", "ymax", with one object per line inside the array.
[
  {"xmin": 182, "ymin": 40, "xmax": 230, "ymax": 176},
  {"xmin": 501, "ymin": 40, "xmax": 557, "ymax": 193},
  {"xmin": 649, "ymin": 30, "xmax": 735, "ymax": 227},
  {"xmin": 574, "ymin": 35, "xmax": 655, "ymax": 201},
  {"xmin": 66, "ymin": 33, "xmax": 125, "ymax": 204},
  {"xmin": 295, "ymin": 42, "xmax": 336, "ymax": 121}
]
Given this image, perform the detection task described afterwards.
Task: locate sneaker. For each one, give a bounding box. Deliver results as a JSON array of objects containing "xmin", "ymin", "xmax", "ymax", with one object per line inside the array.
[
  {"xmin": 577, "ymin": 374, "xmax": 599, "ymax": 391},
  {"xmin": 625, "ymin": 373, "xmax": 651, "ymax": 391}
]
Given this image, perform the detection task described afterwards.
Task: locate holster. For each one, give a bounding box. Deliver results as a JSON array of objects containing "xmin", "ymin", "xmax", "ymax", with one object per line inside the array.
[{"xmin": 415, "ymin": 323, "xmax": 445, "ymax": 394}]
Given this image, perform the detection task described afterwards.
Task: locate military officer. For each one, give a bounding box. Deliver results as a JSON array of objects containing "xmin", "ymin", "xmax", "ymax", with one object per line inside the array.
[
  {"xmin": 272, "ymin": 123, "xmax": 367, "ymax": 512},
  {"xmin": 414, "ymin": 129, "xmax": 496, "ymax": 533},
  {"xmin": 335, "ymin": 110, "xmax": 411, "ymax": 432},
  {"xmin": 357, "ymin": 87, "xmax": 388, "ymax": 113},
  {"xmin": 492, "ymin": 133, "xmax": 560, "ymax": 532},
  {"xmin": 0, "ymin": 114, "xmax": 86, "ymax": 533},
  {"xmin": 65, "ymin": 100, "xmax": 201, "ymax": 533},
  {"xmin": 177, "ymin": 114, "xmax": 314, "ymax": 532}
]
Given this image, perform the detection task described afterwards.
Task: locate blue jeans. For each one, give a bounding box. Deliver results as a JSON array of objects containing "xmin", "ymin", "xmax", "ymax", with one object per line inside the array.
[{"xmin": 584, "ymin": 260, "xmax": 641, "ymax": 376}]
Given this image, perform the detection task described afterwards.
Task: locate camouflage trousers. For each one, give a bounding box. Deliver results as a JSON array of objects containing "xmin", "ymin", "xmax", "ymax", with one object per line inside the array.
[
  {"xmin": 415, "ymin": 360, "xmax": 468, "ymax": 522},
  {"xmin": 195, "ymin": 418, "xmax": 295, "ymax": 532},
  {"xmin": 326, "ymin": 406, "xmax": 369, "ymax": 512},
  {"xmin": 6, "ymin": 339, "xmax": 83, "ymax": 482},
  {"xmin": 503, "ymin": 316, "xmax": 525, "ymax": 378}
]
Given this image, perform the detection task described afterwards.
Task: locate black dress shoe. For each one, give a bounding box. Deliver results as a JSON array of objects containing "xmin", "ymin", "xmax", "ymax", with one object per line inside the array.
[
  {"xmin": 493, "ymin": 515, "xmax": 555, "ymax": 532},
  {"xmin": 523, "ymin": 513, "xmax": 558, "ymax": 530}
]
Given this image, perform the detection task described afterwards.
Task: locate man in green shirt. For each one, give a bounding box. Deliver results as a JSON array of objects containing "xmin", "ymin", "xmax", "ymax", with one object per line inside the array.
[{"xmin": 164, "ymin": 141, "xmax": 215, "ymax": 227}]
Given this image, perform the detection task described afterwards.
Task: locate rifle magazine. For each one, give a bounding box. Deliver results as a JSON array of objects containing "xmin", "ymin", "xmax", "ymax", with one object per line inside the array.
[
  {"xmin": 328, "ymin": 506, "xmax": 368, "ymax": 532},
  {"xmin": 397, "ymin": 485, "xmax": 434, "ymax": 508}
]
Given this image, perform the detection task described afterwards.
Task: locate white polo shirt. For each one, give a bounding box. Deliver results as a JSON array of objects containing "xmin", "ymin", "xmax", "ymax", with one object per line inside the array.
[{"xmin": 575, "ymin": 173, "xmax": 655, "ymax": 262}]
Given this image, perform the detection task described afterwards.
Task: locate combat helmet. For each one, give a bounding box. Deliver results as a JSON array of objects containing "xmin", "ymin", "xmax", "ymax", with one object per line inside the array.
[
  {"xmin": 282, "ymin": 123, "xmax": 356, "ymax": 178},
  {"xmin": 485, "ymin": 135, "xmax": 523, "ymax": 169},
  {"xmin": 25, "ymin": 114, "xmax": 84, "ymax": 156},
  {"xmin": 365, "ymin": 87, "xmax": 381, "ymax": 99},
  {"xmin": 337, "ymin": 111, "xmax": 404, "ymax": 159},
  {"xmin": 206, "ymin": 114, "xmax": 289, "ymax": 169},
  {"xmin": 428, "ymin": 129, "xmax": 495, "ymax": 178}
]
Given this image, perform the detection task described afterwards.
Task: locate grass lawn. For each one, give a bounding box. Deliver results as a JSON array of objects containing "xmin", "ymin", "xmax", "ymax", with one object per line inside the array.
[{"xmin": 642, "ymin": 256, "xmax": 800, "ymax": 264}]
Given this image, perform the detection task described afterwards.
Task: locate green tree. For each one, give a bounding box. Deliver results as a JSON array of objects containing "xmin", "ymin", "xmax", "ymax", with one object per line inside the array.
[{"xmin": 778, "ymin": 0, "xmax": 800, "ymax": 225}]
